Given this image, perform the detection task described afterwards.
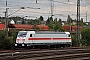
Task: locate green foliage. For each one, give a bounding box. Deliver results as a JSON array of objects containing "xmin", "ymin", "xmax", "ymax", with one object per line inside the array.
[
  {"xmin": 46, "ymin": 17, "xmax": 53, "ymax": 25},
  {"xmin": 0, "ymin": 30, "xmax": 18, "ymax": 49},
  {"xmin": 49, "ymin": 16, "xmax": 53, "ymax": 22},
  {"xmin": 9, "ymin": 31, "xmax": 18, "ymax": 49},
  {"xmin": 48, "ymin": 22, "xmax": 54, "ymax": 31},
  {"xmin": 28, "ymin": 19, "xmax": 40, "ymax": 25},
  {"xmin": 81, "ymin": 28, "xmax": 90, "ymax": 46},
  {"xmin": 80, "ymin": 39, "xmax": 87, "ymax": 46},
  {"xmin": 72, "ymin": 28, "xmax": 90, "ymax": 46},
  {"xmin": 34, "ymin": 25, "xmax": 40, "ymax": 31},
  {"xmin": 58, "ymin": 18, "xmax": 62, "ymax": 25},
  {"xmin": 71, "ymin": 34, "xmax": 78, "ymax": 46},
  {"xmin": 28, "ymin": 19, "xmax": 33, "ymax": 24},
  {"xmin": 39, "ymin": 16, "xmax": 44, "ymax": 21},
  {"xmin": 67, "ymin": 15, "xmax": 72, "ymax": 24},
  {"xmin": 79, "ymin": 22, "xmax": 87, "ymax": 26},
  {"xmin": 11, "ymin": 31, "xmax": 18, "ymax": 44},
  {"xmin": 47, "ymin": 18, "xmax": 65, "ymax": 32},
  {"xmin": 0, "ymin": 31, "xmax": 11, "ymax": 49},
  {"xmin": 22, "ymin": 19, "xmax": 25, "ymax": 24},
  {"xmin": 81, "ymin": 18, "xmax": 83, "ymax": 22},
  {"xmin": 46, "ymin": 17, "xmax": 50, "ymax": 25}
]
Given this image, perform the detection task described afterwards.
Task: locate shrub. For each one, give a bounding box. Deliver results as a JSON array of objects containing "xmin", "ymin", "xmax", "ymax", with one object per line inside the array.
[
  {"xmin": 0, "ymin": 30, "xmax": 11, "ymax": 49},
  {"xmin": 0, "ymin": 30, "xmax": 18, "ymax": 49}
]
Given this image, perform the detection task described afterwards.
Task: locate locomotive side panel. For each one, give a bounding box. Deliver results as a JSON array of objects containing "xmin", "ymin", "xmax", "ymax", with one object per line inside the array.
[
  {"xmin": 32, "ymin": 34, "xmax": 67, "ymax": 43},
  {"xmin": 28, "ymin": 32, "xmax": 71, "ymax": 45},
  {"xmin": 26, "ymin": 31, "xmax": 35, "ymax": 44}
]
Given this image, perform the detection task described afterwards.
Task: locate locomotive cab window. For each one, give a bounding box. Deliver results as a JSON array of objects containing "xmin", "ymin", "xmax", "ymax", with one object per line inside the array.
[
  {"xmin": 68, "ymin": 34, "xmax": 70, "ymax": 37},
  {"xmin": 30, "ymin": 34, "xmax": 32, "ymax": 37}
]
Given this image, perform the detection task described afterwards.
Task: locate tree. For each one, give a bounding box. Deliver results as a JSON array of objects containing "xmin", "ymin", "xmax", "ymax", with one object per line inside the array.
[
  {"xmin": 72, "ymin": 34, "xmax": 78, "ymax": 46},
  {"xmin": 11, "ymin": 31, "xmax": 18, "ymax": 46},
  {"xmin": 39, "ymin": 16, "xmax": 44, "ymax": 21},
  {"xmin": 46, "ymin": 17, "xmax": 53, "ymax": 25},
  {"xmin": 81, "ymin": 28, "xmax": 90, "ymax": 46},
  {"xmin": 49, "ymin": 16, "xmax": 53, "ymax": 22},
  {"xmin": 48, "ymin": 22, "xmax": 54, "ymax": 31},
  {"xmin": 46, "ymin": 17, "xmax": 50, "ymax": 25},
  {"xmin": 58, "ymin": 18, "xmax": 62, "ymax": 25},
  {"xmin": 81, "ymin": 18, "xmax": 83, "ymax": 22},
  {"xmin": 22, "ymin": 19, "xmax": 25, "ymax": 24},
  {"xmin": 67, "ymin": 15, "xmax": 72, "ymax": 25},
  {"xmin": 48, "ymin": 18, "xmax": 65, "ymax": 32},
  {"xmin": 0, "ymin": 31, "xmax": 11, "ymax": 49},
  {"xmin": 79, "ymin": 18, "xmax": 87, "ymax": 26}
]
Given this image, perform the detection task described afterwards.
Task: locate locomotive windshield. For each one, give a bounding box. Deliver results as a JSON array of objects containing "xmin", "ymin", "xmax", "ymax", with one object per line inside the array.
[{"xmin": 17, "ymin": 32, "xmax": 27, "ymax": 37}]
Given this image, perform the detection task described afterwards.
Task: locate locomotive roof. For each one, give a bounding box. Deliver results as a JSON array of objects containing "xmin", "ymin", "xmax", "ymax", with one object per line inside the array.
[
  {"xmin": 18, "ymin": 31, "xmax": 70, "ymax": 34},
  {"xmin": 36, "ymin": 31, "xmax": 70, "ymax": 34}
]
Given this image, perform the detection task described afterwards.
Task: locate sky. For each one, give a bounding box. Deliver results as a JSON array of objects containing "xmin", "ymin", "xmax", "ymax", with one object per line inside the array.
[{"xmin": 0, "ymin": 0, "xmax": 90, "ymax": 22}]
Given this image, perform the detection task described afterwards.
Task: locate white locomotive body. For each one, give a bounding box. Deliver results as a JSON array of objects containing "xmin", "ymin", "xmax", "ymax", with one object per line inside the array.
[{"xmin": 15, "ymin": 31, "xmax": 72, "ymax": 48}]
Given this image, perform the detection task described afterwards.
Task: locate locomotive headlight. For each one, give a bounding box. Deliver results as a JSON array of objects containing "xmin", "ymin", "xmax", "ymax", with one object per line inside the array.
[
  {"xmin": 27, "ymin": 45, "xmax": 29, "ymax": 46},
  {"xmin": 22, "ymin": 44, "xmax": 24, "ymax": 46},
  {"xmin": 15, "ymin": 44, "xmax": 17, "ymax": 46}
]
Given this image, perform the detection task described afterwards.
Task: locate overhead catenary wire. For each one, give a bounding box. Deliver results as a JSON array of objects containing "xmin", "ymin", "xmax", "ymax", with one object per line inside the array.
[{"xmin": 0, "ymin": 0, "xmax": 89, "ymax": 21}]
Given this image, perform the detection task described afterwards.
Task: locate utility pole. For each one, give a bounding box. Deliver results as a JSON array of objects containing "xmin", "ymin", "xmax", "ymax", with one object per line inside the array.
[
  {"xmin": 50, "ymin": 0, "xmax": 54, "ymax": 17},
  {"xmin": 77, "ymin": 0, "xmax": 81, "ymax": 46},
  {"xmin": 86, "ymin": 12, "xmax": 87, "ymax": 23},
  {"xmin": 5, "ymin": 0, "xmax": 8, "ymax": 35},
  {"xmin": 68, "ymin": 0, "xmax": 71, "ymax": 32}
]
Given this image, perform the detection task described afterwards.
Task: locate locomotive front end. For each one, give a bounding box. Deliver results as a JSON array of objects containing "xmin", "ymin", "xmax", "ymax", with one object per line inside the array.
[{"xmin": 15, "ymin": 31, "xmax": 27, "ymax": 48}]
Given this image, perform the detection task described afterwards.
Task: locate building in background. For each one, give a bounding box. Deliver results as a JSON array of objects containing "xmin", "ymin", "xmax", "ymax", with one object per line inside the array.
[{"xmin": 0, "ymin": 24, "xmax": 5, "ymax": 30}]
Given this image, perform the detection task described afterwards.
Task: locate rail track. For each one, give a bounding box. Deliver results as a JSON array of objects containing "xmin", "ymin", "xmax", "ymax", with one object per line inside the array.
[
  {"xmin": 0, "ymin": 47, "xmax": 90, "ymax": 60},
  {"xmin": 0, "ymin": 46, "xmax": 83, "ymax": 53}
]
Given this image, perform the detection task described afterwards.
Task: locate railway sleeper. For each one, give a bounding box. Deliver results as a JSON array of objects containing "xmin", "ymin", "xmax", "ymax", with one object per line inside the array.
[
  {"xmin": 16, "ymin": 53, "xmax": 90, "ymax": 60},
  {"xmin": 12, "ymin": 51, "xmax": 89, "ymax": 59},
  {"xmin": 0, "ymin": 51, "xmax": 90, "ymax": 59}
]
